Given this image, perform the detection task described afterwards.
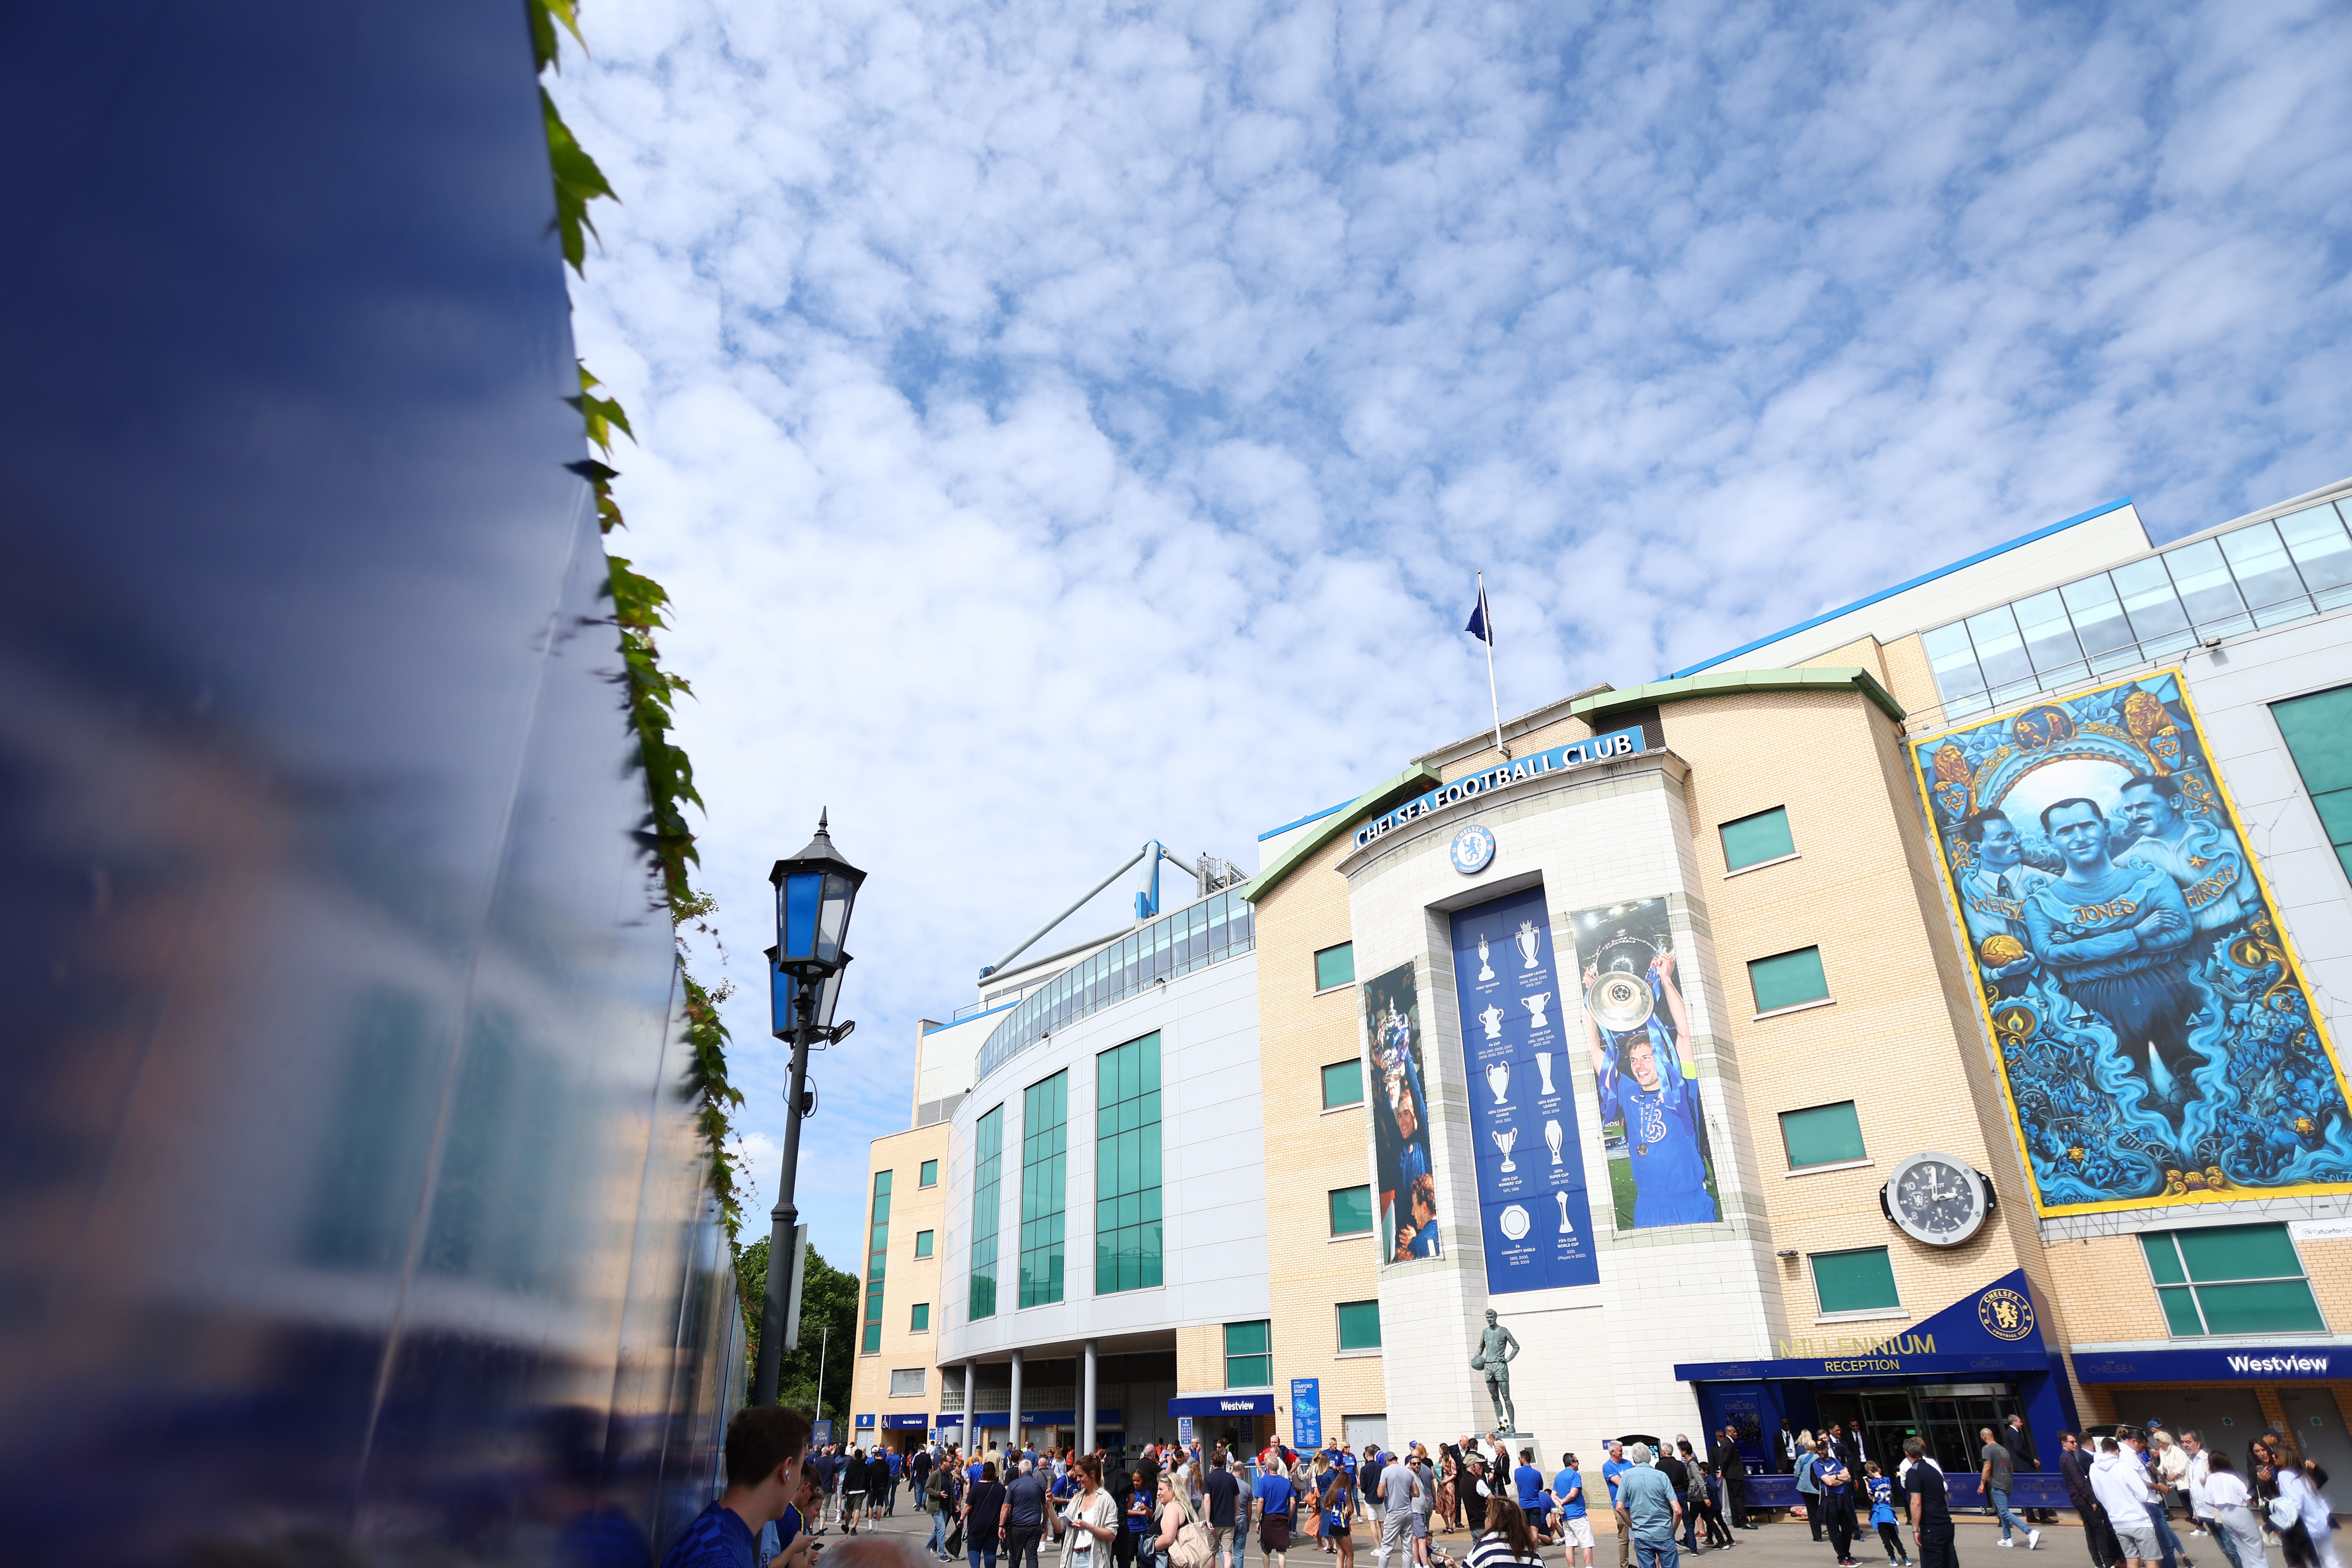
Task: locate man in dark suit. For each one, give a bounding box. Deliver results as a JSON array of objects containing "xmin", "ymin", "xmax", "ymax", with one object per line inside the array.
[{"xmin": 1712, "ymin": 1428, "xmax": 1753, "ymax": 1529}]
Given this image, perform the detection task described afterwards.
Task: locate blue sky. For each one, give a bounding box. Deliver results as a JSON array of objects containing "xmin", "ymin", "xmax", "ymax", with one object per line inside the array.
[{"xmin": 554, "ymin": 0, "xmax": 2352, "ymax": 1269}]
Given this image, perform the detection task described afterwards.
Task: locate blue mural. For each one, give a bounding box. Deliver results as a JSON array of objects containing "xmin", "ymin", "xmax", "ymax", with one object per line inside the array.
[{"xmin": 1915, "ymin": 670, "xmax": 2352, "ymax": 1215}]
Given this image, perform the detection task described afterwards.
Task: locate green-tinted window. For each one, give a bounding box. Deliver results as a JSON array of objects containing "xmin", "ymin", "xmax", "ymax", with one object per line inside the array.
[
  {"xmin": 914, "ymin": 1229, "xmax": 933, "ymax": 1259},
  {"xmin": 2138, "ymin": 1225, "xmax": 2325, "ymax": 1336},
  {"xmin": 1225, "ymin": 1319, "xmax": 1272, "ymax": 1387},
  {"xmin": 920, "ymin": 1159, "xmax": 939, "ymax": 1187},
  {"xmin": 910, "ymin": 1301, "xmax": 930, "ymax": 1332},
  {"xmin": 1811, "ymin": 1246, "xmax": 1900, "ymax": 1314},
  {"xmin": 1315, "ymin": 943, "xmax": 1356, "ymax": 991},
  {"xmin": 970, "ymin": 1107, "xmax": 1003, "ymax": 1319},
  {"xmin": 1337, "ymin": 1300, "xmax": 1382, "ymax": 1351},
  {"xmin": 1780, "ymin": 1102, "xmax": 1866, "ymax": 1168},
  {"xmin": 2274, "ymin": 685, "xmax": 2352, "ymax": 882},
  {"xmin": 1721, "ymin": 807, "xmax": 1797, "ymax": 871},
  {"xmin": 1321, "ymin": 1060, "xmax": 1365, "ymax": 1109},
  {"xmin": 1020, "ymin": 1070, "xmax": 1069, "ymax": 1307},
  {"xmin": 1329, "ymin": 1185, "xmax": 1373, "ymax": 1236},
  {"xmin": 861, "ymin": 1170, "xmax": 893, "ymax": 1354},
  {"xmin": 1750, "ymin": 947, "xmax": 1830, "ymax": 1013},
  {"xmin": 1096, "ymin": 1033, "xmax": 1164, "ymax": 1295}
]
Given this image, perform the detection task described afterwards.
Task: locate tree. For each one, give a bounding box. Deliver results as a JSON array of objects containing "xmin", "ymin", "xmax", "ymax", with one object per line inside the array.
[{"xmin": 735, "ymin": 1236, "xmax": 858, "ymax": 1423}]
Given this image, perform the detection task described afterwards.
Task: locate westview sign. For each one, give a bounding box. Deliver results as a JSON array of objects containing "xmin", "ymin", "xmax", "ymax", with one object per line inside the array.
[{"xmin": 1352, "ymin": 726, "xmax": 1646, "ymax": 849}]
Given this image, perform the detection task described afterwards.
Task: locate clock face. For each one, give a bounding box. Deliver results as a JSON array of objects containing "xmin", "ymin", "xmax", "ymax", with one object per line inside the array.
[
  {"xmin": 1450, "ymin": 824, "xmax": 1497, "ymax": 875},
  {"xmin": 1887, "ymin": 1154, "xmax": 1986, "ymax": 1246}
]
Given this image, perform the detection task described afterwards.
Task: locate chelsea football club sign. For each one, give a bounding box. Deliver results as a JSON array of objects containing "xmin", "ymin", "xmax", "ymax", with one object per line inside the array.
[
  {"xmin": 1354, "ymin": 726, "xmax": 1645, "ymax": 849},
  {"xmin": 1449, "ymin": 824, "xmax": 1497, "ymax": 874}
]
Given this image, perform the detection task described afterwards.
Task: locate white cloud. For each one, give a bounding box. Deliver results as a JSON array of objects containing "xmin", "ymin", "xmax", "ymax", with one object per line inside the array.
[{"xmin": 562, "ymin": 0, "xmax": 2352, "ymax": 1267}]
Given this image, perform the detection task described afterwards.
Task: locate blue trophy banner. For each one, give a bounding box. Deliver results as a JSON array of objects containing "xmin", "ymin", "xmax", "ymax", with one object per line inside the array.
[
  {"xmin": 1290, "ymin": 1377, "xmax": 1322, "ymax": 1448},
  {"xmin": 1450, "ymin": 885, "xmax": 1601, "ymax": 1293}
]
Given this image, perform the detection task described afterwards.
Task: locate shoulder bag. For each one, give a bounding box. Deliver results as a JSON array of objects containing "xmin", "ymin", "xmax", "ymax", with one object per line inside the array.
[{"xmin": 1171, "ymin": 1492, "xmax": 1215, "ymax": 1568}]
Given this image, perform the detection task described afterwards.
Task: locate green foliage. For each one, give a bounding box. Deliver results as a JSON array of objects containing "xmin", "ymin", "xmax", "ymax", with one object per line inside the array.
[
  {"xmin": 528, "ymin": 0, "xmax": 740, "ymax": 1235},
  {"xmin": 735, "ymin": 1236, "xmax": 860, "ymax": 1419}
]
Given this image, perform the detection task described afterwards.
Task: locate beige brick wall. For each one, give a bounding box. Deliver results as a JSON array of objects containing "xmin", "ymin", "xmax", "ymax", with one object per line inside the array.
[
  {"xmin": 1250, "ymin": 820, "xmax": 1405, "ymax": 1442},
  {"xmin": 847, "ymin": 1122, "xmax": 953, "ymax": 1439}
]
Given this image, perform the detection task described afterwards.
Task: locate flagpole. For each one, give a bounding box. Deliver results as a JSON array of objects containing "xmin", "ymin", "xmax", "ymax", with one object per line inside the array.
[{"xmin": 1478, "ymin": 571, "xmax": 1508, "ymax": 758}]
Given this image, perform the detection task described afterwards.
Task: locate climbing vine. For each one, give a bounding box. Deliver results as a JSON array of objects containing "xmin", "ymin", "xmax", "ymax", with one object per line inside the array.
[{"xmin": 531, "ymin": 0, "xmax": 745, "ymax": 1238}]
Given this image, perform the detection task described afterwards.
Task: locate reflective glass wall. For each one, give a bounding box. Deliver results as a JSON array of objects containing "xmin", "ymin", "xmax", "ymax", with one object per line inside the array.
[
  {"xmin": 1922, "ymin": 500, "xmax": 2352, "ymax": 717},
  {"xmin": 0, "ymin": 4, "xmax": 735, "ymax": 1562}
]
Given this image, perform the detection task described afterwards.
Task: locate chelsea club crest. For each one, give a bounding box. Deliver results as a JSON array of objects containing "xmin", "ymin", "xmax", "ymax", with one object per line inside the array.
[{"xmin": 1450, "ymin": 824, "xmax": 1497, "ymax": 875}]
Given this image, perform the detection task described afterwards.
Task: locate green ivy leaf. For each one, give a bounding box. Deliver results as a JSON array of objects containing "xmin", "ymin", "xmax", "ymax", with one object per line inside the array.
[
  {"xmin": 528, "ymin": 0, "xmax": 587, "ymax": 75},
  {"xmin": 542, "ymin": 87, "xmax": 616, "ymax": 274}
]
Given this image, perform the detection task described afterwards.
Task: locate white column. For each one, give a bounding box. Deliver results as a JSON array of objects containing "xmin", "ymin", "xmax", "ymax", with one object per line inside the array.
[
  {"xmin": 963, "ymin": 1360, "xmax": 977, "ymax": 1454},
  {"xmin": 1082, "ymin": 1339, "xmax": 1098, "ymax": 1455},
  {"xmin": 1008, "ymin": 1347, "xmax": 1025, "ymax": 1455}
]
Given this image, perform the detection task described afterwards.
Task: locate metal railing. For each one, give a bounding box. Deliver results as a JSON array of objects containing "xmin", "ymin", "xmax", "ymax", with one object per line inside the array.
[
  {"xmin": 976, "ymin": 889, "xmax": 1254, "ymax": 1084},
  {"xmin": 1921, "ymin": 497, "xmax": 2352, "ymax": 721}
]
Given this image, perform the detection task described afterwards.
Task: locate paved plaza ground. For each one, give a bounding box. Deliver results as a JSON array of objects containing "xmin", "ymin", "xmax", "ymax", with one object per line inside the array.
[{"xmin": 833, "ymin": 1490, "xmax": 2102, "ymax": 1568}]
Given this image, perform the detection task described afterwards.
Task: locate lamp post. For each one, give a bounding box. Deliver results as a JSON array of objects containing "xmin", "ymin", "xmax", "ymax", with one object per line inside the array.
[{"xmin": 752, "ymin": 809, "xmax": 864, "ymax": 1408}]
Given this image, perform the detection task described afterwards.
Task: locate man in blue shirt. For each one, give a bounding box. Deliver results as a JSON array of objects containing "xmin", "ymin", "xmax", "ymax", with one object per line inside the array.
[
  {"xmin": 1617, "ymin": 1445, "xmax": 1682, "ymax": 1568},
  {"xmin": 1586, "ymin": 951, "xmax": 1713, "ymax": 1227},
  {"xmin": 1603, "ymin": 1443, "xmax": 1635, "ymax": 1568},
  {"xmin": 1255, "ymin": 1463, "xmax": 1298, "ymax": 1568},
  {"xmin": 1515, "ymin": 1448, "xmax": 1550, "ymax": 1541},
  {"xmin": 663, "ymin": 1405, "xmax": 814, "ymax": 1568},
  {"xmin": 1554, "ymin": 1453, "xmax": 1593, "ymax": 1568}
]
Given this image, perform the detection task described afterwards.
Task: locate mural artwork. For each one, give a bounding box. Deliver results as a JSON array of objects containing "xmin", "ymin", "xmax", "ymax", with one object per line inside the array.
[
  {"xmin": 1915, "ymin": 669, "xmax": 2352, "ymax": 1215},
  {"xmin": 1570, "ymin": 897, "xmax": 1722, "ymax": 1230},
  {"xmin": 1363, "ymin": 960, "xmax": 1440, "ymax": 1263}
]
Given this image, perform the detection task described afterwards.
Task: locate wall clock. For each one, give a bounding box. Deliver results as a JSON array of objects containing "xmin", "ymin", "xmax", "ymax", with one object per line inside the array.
[{"xmin": 1880, "ymin": 1151, "xmax": 1992, "ymax": 1247}]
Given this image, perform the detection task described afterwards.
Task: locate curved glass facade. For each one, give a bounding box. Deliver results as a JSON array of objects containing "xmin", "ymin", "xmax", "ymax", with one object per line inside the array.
[
  {"xmin": 976, "ymin": 889, "xmax": 1256, "ymax": 1083},
  {"xmin": 1922, "ymin": 499, "xmax": 2352, "ymax": 719}
]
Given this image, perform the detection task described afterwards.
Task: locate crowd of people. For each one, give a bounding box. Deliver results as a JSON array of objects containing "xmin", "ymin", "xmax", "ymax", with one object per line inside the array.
[{"xmin": 662, "ymin": 1409, "xmax": 2343, "ymax": 1568}]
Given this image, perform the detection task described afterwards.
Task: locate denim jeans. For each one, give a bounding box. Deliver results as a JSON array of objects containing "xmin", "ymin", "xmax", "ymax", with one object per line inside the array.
[
  {"xmin": 929, "ymin": 1511, "xmax": 951, "ymax": 1557},
  {"xmin": 2147, "ymin": 1501, "xmax": 2183, "ymax": 1568},
  {"xmin": 969, "ymin": 1551, "xmax": 1000, "ymax": 1568},
  {"xmin": 1993, "ymin": 1488, "xmax": 2027, "ymax": 1543},
  {"xmin": 1634, "ymin": 1535, "xmax": 1681, "ymax": 1568}
]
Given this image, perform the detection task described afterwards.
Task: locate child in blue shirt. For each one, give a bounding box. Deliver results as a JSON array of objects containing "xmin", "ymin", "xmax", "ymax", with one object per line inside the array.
[{"xmin": 1864, "ymin": 1463, "xmax": 1908, "ymax": 1567}]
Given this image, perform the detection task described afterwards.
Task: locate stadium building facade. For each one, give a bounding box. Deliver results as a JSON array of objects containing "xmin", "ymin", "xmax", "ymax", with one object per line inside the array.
[{"xmin": 851, "ymin": 476, "xmax": 2352, "ymax": 1503}]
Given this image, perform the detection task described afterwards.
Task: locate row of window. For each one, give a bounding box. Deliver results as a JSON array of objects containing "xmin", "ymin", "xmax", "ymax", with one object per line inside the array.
[
  {"xmin": 1221, "ymin": 1306, "xmax": 1383, "ymax": 1386},
  {"xmin": 1800, "ymin": 1222, "xmax": 2325, "ymax": 1336},
  {"xmin": 966, "ymin": 1031, "xmax": 1167, "ymax": 1323}
]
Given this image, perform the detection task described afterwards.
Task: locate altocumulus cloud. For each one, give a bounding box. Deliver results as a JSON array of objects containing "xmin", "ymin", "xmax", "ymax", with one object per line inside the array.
[{"xmin": 553, "ymin": 0, "xmax": 2352, "ymax": 1264}]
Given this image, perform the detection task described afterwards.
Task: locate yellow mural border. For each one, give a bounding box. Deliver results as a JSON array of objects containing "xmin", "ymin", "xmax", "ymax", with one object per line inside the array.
[{"xmin": 1909, "ymin": 667, "xmax": 2352, "ymax": 1219}]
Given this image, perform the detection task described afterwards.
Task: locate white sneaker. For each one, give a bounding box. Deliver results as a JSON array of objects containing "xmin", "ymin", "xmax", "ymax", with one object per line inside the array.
[
  {"xmin": 2000, "ymin": 1539, "xmax": 2013, "ymax": 1548},
  {"xmin": 2028, "ymin": 1531, "xmax": 2042, "ymax": 1551}
]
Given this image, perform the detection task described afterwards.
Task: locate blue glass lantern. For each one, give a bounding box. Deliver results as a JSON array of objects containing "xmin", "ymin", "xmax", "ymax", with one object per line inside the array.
[{"xmin": 769, "ymin": 809, "xmax": 865, "ymax": 982}]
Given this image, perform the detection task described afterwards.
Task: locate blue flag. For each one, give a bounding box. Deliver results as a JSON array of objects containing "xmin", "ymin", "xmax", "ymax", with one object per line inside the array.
[{"xmin": 1465, "ymin": 585, "xmax": 1492, "ymax": 644}]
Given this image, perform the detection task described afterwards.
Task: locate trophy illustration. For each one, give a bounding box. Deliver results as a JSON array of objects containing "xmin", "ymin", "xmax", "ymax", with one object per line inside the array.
[
  {"xmin": 1484, "ymin": 1060, "xmax": 1510, "ymax": 1105},
  {"xmin": 1514, "ymin": 918, "xmax": 1543, "ymax": 970},
  {"xmin": 1554, "ymin": 1189, "xmax": 1573, "ymax": 1233},
  {"xmin": 1477, "ymin": 933, "xmax": 1494, "ymax": 983},
  {"xmin": 1492, "ymin": 1127, "xmax": 1519, "ymax": 1173},
  {"xmin": 1521, "ymin": 991, "xmax": 1553, "ymax": 1031},
  {"xmin": 1545, "ymin": 1118, "xmax": 1565, "ymax": 1166},
  {"xmin": 1479, "ymin": 1003, "xmax": 1505, "ymax": 1041},
  {"xmin": 1535, "ymin": 1051, "xmax": 1556, "ymax": 1095}
]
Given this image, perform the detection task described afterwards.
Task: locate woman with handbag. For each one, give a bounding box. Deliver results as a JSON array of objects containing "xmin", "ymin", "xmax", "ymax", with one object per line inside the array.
[
  {"xmin": 1437, "ymin": 1452, "xmax": 1459, "ymax": 1535},
  {"xmin": 1153, "ymin": 1473, "xmax": 1205, "ymax": 1568}
]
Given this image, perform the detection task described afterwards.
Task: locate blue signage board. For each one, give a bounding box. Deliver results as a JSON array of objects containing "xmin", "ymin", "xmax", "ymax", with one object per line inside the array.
[
  {"xmin": 884, "ymin": 1413, "xmax": 929, "ymax": 1428},
  {"xmin": 1290, "ymin": 1378, "xmax": 1322, "ymax": 1449},
  {"xmin": 1353, "ymin": 726, "xmax": 1644, "ymax": 849},
  {"xmin": 1450, "ymin": 885, "xmax": 1601, "ymax": 1294},
  {"xmin": 2073, "ymin": 1346, "xmax": 2350, "ymax": 1383},
  {"xmin": 814, "ymin": 1419, "xmax": 834, "ymax": 1446},
  {"xmin": 1169, "ymin": 1392, "xmax": 1276, "ymax": 1416},
  {"xmin": 854, "ymin": 1412, "xmax": 875, "ymax": 1428},
  {"xmin": 1677, "ymin": 1269, "xmax": 2054, "ymax": 1382}
]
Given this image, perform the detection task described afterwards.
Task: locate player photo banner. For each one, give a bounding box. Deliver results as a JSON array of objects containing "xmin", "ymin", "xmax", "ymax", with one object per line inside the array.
[
  {"xmin": 1913, "ymin": 668, "xmax": 2352, "ymax": 1216},
  {"xmin": 1448, "ymin": 886, "xmax": 1601, "ymax": 1293},
  {"xmin": 1570, "ymin": 897, "xmax": 1723, "ymax": 1231},
  {"xmin": 1363, "ymin": 960, "xmax": 1440, "ymax": 1265}
]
